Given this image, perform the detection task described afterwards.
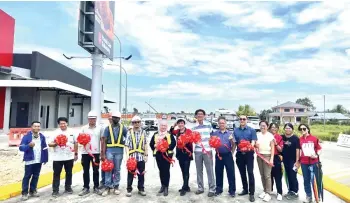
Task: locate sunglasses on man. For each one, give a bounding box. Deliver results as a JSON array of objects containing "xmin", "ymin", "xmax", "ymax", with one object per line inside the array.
[
  {"xmin": 132, "ymin": 121, "xmax": 141, "ymax": 124},
  {"xmin": 239, "ymin": 118, "xmax": 247, "ymax": 121}
]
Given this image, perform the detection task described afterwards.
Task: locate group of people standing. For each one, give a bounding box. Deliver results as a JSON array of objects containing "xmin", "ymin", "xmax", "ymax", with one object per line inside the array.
[{"xmin": 18, "ymin": 108, "xmax": 322, "ymax": 203}]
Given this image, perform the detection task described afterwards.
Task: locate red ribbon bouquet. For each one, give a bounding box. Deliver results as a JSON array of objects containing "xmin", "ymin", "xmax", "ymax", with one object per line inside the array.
[
  {"xmin": 176, "ymin": 130, "xmax": 193, "ymax": 157},
  {"xmin": 156, "ymin": 139, "xmax": 175, "ymax": 165},
  {"xmin": 55, "ymin": 134, "xmax": 74, "ymax": 151},
  {"xmin": 209, "ymin": 136, "xmax": 231, "ymax": 160},
  {"xmin": 238, "ymin": 139, "xmax": 274, "ymax": 167},
  {"xmin": 101, "ymin": 160, "xmax": 114, "ymax": 172},
  {"xmin": 191, "ymin": 131, "xmax": 210, "ymax": 155},
  {"xmin": 77, "ymin": 133, "xmax": 99, "ymax": 166},
  {"xmin": 126, "ymin": 157, "xmax": 145, "ymax": 177}
]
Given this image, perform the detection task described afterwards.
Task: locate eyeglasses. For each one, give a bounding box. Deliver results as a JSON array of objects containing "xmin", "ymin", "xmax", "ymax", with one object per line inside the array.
[
  {"xmin": 132, "ymin": 121, "xmax": 141, "ymax": 124},
  {"xmin": 239, "ymin": 118, "xmax": 247, "ymax": 121},
  {"xmin": 300, "ymin": 127, "xmax": 307, "ymax": 131}
]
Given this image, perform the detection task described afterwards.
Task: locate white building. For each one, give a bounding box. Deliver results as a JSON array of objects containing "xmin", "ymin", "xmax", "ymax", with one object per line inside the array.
[{"xmin": 0, "ymin": 51, "xmax": 115, "ymax": 134}]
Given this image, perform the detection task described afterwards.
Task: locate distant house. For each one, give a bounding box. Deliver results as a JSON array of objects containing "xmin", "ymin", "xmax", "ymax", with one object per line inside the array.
[
  {"xmin": 310, "ymin": 113, "xmax": 350, "ymax": 122},
  {"xmin": 268, "ymin": 101, "xmax": 315, "ymax": 124}
]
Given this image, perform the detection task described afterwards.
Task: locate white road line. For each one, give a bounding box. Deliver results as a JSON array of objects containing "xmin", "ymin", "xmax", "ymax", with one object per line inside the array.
[
  {"xmin": 328, "ymin": 171, "xmax": 350, "ymax": 179},
  {"xmin": 324, "ymin": 168, "xmax": 350, "ymax": 176}
]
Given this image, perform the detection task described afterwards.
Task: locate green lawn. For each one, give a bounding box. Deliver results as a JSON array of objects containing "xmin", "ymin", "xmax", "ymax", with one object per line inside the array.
[{"xmin": 278, "ymin": 124, "xmax": 350, "ymax": 142}]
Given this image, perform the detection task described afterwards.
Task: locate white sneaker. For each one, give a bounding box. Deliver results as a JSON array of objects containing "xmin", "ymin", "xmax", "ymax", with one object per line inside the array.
[
  {"xmin": 277, "ymin": 194, "xmax": 283, "ymax": 201},
  {"xmin": 114, "ymin": 188, "xmax": 121, "ymax": 195},
  {"xmin": 259, "ymin": 192, "xmax": 266, "ymax": 199},
  {"xmin": 126, "ymin": 192, "xmax": 132, "ymax": 197},
  {"xmin": 263, "ymin": 193, "xmax": 271, "ymax": 202}
]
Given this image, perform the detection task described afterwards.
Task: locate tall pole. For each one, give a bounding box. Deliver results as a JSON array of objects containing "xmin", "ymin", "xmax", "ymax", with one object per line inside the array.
[
  {"xmin": 107, "ymin": 63, "xmax": 127, "ymax": 116},
  {"xmin": 324, "ymin": 95, "xmax": 326, "ymax": 131},
  {"xmin": 114, "ymin": 33, "xmax": 122, "ymax": 112},
  {"xmin": 91, "ymin": 52, "xmax": 104, "ymax": 125}
]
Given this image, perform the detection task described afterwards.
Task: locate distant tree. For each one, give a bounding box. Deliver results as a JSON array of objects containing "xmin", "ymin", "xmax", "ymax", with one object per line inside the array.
[
  {"xmin": 122, "ymin": 107, "xmax": 127, "ymax": 114},
  {"xmin": 210, "ymin": 112, "xmax": 213, "ymax": 115},
  {"xmin": 170, "ymin": 112, "xmax": 175, "ymax": 114},
  {"xmin": 181, "ymin": 111, "xmax": 185, "ymax": 114},
  {"xmin": 331, "ymin": 104, "xmax": 348, "ymax": 114},
  {"xmin": 133, "ymin": 108, "xmax": 139, "ymax": 115},
  {"xmin": 103, "ymin": 106, "xmax": 110, "ymax": 113},
  {"xmin": 296, "ymin": 97, "xmax": 316, "ymax": 111},
  {"xmin": 259, "ymin": 109, "xmax": 273, "ymax": 121},
  {"xmin": 237, "ymin": 104, "xmax": 256, "ymax": 116}
]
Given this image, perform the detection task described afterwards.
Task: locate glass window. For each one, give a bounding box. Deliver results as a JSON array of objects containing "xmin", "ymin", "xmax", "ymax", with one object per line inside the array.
[{"xmin": 284, "ymin": 108, "xmax": 290, "ymax": 112}]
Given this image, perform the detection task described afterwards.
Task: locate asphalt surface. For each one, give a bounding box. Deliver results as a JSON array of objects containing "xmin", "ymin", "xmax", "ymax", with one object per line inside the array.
[{"xmin": 1, "ymin": 119, "xmax": 345, "ymax": 203}]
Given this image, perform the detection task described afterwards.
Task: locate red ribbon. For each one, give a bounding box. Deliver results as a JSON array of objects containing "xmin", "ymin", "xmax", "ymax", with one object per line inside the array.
[
  {"xmin": 255, "ymin": 149, "xmax": 274, "ymax": 167},
  {"xmin": 162, "ymin": 152, "xmax": 175, "ymax": 166}
]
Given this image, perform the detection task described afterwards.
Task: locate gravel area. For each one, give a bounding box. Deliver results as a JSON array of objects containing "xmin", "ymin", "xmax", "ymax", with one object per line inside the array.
[{"xmin": 0, "ymin": 149, "xmax": 53, "ymax": 186}]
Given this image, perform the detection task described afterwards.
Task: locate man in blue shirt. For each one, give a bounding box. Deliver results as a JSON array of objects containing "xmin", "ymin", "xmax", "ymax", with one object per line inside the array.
[
  {"xmin": 101, "ymin": 111, "xmax": 128, "ymax": 197},
  {"xmin": 211, "ymin": 117, "xmax": 236, "ymax": 197},
  {"xmin": 234, "ymin": 115, "xmax": 257, "ymax": 202}
]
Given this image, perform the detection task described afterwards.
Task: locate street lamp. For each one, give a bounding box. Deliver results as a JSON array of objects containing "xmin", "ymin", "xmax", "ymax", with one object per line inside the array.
[{"xmin": 107, "ymin": 63, "xmax": 128, "ymax": 116}]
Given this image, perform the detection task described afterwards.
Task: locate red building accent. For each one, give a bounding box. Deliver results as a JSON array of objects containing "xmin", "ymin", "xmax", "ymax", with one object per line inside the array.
[{"xmin": 0, "ymin": 9, "xmax": 15, "ymax": 68}]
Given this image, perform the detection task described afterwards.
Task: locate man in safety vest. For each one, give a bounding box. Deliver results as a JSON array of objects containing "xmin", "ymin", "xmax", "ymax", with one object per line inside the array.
[
  {"xmin": 125, "ymin": 116, "xmax": 148, "ymax": 197},
  {"xmin": 101, "ymin": 111, "xmax": 128, "ymax": 196}
]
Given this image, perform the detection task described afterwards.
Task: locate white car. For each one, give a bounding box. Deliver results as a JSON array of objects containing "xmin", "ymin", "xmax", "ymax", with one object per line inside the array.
[
  {"xmin": 141, "ymin": 114, "xmax": 159, "ymax": 130},
  {"xmin": 247, "ymin": 116, "xmax": 260, "ymax": 132}
]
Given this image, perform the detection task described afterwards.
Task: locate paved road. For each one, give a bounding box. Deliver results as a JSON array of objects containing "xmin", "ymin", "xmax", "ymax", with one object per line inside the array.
[{"xmin": 2, "ymin": 120, "xmax": 344, "ymax": 203}]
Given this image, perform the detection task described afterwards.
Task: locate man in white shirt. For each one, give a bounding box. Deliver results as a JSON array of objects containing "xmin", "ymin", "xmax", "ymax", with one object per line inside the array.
[
  {"xmin": 48, "ymin": 117, "xmax": 77, "ymax": 198},
  {"xmin": 192, "ymin": 109, "xmax": 216, "ymax": 197},
  {"xmin": 76, "ymin": 111, "xmax": 104, "ymax": 196}
]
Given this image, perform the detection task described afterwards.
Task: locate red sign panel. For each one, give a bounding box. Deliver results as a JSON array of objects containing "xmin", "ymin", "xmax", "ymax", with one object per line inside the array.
[{"xmin": 0, "ymin": 9, "xmax": 15, "ymax": 68}]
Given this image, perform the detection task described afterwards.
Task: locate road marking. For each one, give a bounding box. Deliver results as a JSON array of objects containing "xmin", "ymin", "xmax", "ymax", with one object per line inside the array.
[
  {"xmin": 324, "ymin": 167, "xmax": 350, "ymax": 176},
  {"xmin": 329, "ymin": 171, "xmax": 350, "ymax": 180}
]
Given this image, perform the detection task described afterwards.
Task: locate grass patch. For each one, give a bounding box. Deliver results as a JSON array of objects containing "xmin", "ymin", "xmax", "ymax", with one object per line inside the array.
[{"xmin": 278, "ymin": 124, "xmax": 350, "ymax": 142}]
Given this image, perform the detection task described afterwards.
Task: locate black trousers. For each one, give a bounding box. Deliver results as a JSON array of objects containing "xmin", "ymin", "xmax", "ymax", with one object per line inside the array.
[
  {"xmin": 283, "ymin": 158, "xmax": 298, "ymax": 193},
  {"xmin": 216, "ymin": 152, "xmax": 236, "ymax": 194},
  {"xmin": 156, "ymin": 154, "xmax": 172, "ymax": 187},
  {"xmin": 52, "ymin": 159, "xmax": 74, "ymax": 192},
  {"xmin": 236, "ymin": 151, "xmax": 255, "ymax": 195},
  {"xmin": 271, "ymin": 155, "xmax": 283, "ymax": 195},
  {"xmin": 127, "ymin": 161, "xmax": 145, "ymax": 192},
  {"xmin": 179, "ymin": 158, "xmax": 191, "ymax": 190},
  {"xmin": 81, "ymin": 154, "xmax": 100, "ymax": 189}
]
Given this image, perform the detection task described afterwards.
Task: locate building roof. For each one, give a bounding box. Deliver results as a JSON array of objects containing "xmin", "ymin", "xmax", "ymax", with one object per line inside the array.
[
  {"xmin": 310, "ymin": 113, "xmax": 350, "ymax": 120},
  {"xmin": 272, "ymin": 101, "xmax": 308, "ymax": 109},
  {"xmin": 0, "ymin": 79, "xmax": 116, "ymax": 103},
  {"xmin": 268, "ymin": 112, "xmax": 316, "ymax": 117}
]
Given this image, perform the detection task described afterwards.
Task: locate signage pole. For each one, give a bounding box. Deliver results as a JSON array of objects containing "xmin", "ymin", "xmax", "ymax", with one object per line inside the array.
[{"xmin": 91, "ymin": 53, "xmax": 104, "ymax": 124}]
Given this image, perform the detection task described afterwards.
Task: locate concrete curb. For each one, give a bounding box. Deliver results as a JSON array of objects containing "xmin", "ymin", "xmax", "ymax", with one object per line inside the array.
[
  {"xmin": 0, "ymin": 162, "xmax": 83, "ymax": 200},
  {"xmin": 297, "ymin": 169, "xmax": 350, "ymax": 203}
]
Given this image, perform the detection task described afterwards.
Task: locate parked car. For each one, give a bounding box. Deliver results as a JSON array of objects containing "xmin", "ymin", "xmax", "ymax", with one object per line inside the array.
[
  {"xmin": 141, "ymin": 114, "xmax": 158, "ymax": 130},
  {"xmin": 162, "ymin": 115, "xmax": 167, "ymax": 120},
  {"xmin": 171, "ymin": 114, "xmax": 177, "ymax": 120},
  {"xmin": 247, "ymin": 116, "xmax": 260, "ymax": 132},
  {"xmin": 212, "ymin": 118, "xmax": 218, "ymax": 129}
]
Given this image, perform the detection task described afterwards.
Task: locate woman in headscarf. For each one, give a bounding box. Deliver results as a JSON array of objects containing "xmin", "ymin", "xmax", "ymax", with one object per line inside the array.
[
  {"xmin": 297, "ymin": 124, "xmax": 322, "ymax": 203},
  {"xmin": 268, "ymin": 123, "xmax": 284, "ymax": 201},
  {"xmin": 281, "ymin": 123, "xmax": 300, "ymax": 200},
  {"xmin": 150, "ymin": 120, "xmax": 176, "ymax": 196},
  {"xmin": 170, "ymin": 119, "xmax": 193, "ymax": 196}
]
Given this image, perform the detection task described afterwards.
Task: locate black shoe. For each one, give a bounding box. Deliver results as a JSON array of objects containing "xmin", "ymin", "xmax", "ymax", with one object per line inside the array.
[
  {"xmin": 229, "ymin": 193, "xmax": 235, "ymax": 197},
  {"xmin": 180, "ymin": 190, "xmax": 186, "ymax": 196},
  {"xmin": 163, "ymin": 187, "xmax": 168, "ymax": 196},
  {"xmin": 195, "ymin": 190, "xmax": 204, "ymax": 195},
  {"xmin": 207, "ymin": 192, "xmax": 215, "ymax": 197},
  {"xmin": 179, "ymin": 187, "xmax": 191, "ymax": 192},
  {"xmin": 249, "ymin": 194, "xmax": 255, "ymax": 202},
  {"xmin": 215, "ymin": 191, "xmax": 222, "ymax": 196},
  {"xmin": 65, "ymin": 188, "xmax": 73, "ymax": 194},
  {"xmin": 52, "ymin": 191, "xmax": 59, "ymax": 198},
  {"xmin": 238, "ymin": 190, "xmax": 248, "ymax": 196},
  {"xmin": 158, "ymin": 186, "xmax": 165, "ymax": 193}
]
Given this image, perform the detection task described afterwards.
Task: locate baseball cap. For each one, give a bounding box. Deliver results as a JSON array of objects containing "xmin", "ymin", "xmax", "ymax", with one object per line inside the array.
[{"xmin": 111, "ymin": 111, "xmax": 121, "ymax": 118}]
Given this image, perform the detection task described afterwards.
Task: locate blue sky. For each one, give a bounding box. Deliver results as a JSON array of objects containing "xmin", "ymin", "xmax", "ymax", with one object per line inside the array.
[{"xmin": 1, "ymin": 1, "xmax": 350, "ymax": 113}]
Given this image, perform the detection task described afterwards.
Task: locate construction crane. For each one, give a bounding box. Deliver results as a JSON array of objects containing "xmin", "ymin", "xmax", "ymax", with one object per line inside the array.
[{"xmin": 145, "ymin": 101, "xmax": 159, "ymax": 113}]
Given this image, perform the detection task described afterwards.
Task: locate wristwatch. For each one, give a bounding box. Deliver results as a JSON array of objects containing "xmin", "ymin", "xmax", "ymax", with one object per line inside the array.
[{"xmin": 74, "ymin": 153, "xmax": 78, "ymax": 156}]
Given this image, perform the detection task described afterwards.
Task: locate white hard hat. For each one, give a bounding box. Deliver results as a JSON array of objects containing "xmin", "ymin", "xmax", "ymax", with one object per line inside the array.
[
  {"xmin": 111, "ymin": 111, "xmax": 121, "ymax": 118},
  {"xmin": 131, "ymin": 116, "xmax": 141, "ymax": 122},
  {"xmin": 87, "ymin": 111, "xmax": 98, "ymax": 118}
]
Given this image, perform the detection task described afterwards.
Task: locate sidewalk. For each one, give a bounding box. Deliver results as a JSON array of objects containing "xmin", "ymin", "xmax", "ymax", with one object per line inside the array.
[{"xmin": 1, "ymin": 147, "xmax": 346, "ymax": 203}]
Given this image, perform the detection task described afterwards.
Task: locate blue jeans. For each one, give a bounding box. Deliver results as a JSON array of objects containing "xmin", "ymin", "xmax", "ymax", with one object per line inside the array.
[
  {"xmin": 301, "ymin": 163, "xmax": 318, "ymax": 198},
  {"xmin": 105, "ymin": 152, "xmax": 123, "ymax": 188},
  {"xmin": 22, "ymin": 163, "xmax": 42, "ymax": 195}
]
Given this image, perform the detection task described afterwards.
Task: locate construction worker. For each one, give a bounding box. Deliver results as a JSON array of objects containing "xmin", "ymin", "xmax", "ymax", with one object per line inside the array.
[
  {"xmin": 101, "ymin": 111, "xmax": 128, "ymax": 196},
  {"xmin": 77, "ymin": 111, "xmax": 104, "ymax": 196},
  {"xmin": 149, "ymin": 120, "xmax": 176, "ymax": 196},
  {"xmin": 125, "ymin": 116, "xmax": 148, "ymax": 197}
]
